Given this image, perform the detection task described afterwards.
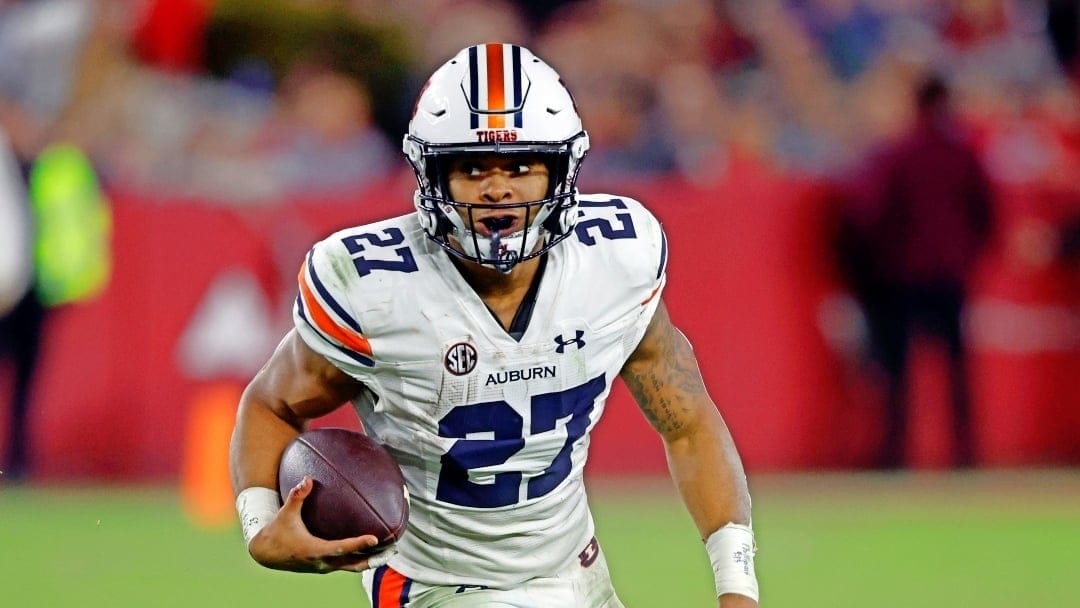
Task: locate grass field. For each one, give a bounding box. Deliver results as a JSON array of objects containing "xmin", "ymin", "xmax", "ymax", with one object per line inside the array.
[{"xmin": 2, "ymin": 470, "xmax": 1078, "ymax": 607}]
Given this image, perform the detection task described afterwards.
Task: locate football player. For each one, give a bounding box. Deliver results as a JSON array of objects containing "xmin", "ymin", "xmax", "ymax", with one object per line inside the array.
[{"xmin": 230, "ymin": 43, "xmax": 759, "ymax": 607}]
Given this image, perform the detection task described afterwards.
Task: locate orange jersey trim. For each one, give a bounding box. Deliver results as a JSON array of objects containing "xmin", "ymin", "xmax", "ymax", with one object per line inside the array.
[
  {"xmin": 377, "ymin": 567, "xmax": 409, "ymax": 607},
  {"xmin": 297, "ymin": 263, "xmax": 373, "ymax": 357},
  {"xmin": 641, "ymin": 284, "xmax": 662, "ymax": 306}
]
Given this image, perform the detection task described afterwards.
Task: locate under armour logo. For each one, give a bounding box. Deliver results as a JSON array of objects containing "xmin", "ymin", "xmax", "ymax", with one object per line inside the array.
[
  {"xmin": 455, "ymin": 584, "xmax": 489, "ymax": 594},
  {"xmin": 554, "ymin": 330, "xmax": 586, "ymax": 353}
]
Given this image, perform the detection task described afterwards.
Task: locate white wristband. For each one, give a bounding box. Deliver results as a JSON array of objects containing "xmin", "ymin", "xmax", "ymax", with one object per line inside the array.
[
  {"xmin": 236, "ymin": 487, "xmax": 282, "ymax": 547},
  {"xmin": 705, "ymin": 523, "xmax": 759, "ymax": 601}
]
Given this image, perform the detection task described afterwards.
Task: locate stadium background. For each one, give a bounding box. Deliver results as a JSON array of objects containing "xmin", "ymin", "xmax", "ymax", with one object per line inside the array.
[{"xmin": 1, "ymin": 1, "xmax": 1078, "ymax": 606}]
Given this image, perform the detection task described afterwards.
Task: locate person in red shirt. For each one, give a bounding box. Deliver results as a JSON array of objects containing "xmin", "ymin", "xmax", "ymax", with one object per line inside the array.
[{"xmin": 842, "ymin": 72, "xmax": 995, "ymax": 469}]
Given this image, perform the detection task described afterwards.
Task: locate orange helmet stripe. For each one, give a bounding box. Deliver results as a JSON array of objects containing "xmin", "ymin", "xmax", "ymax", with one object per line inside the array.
[{"xmin": 486, "ymin": 43, "xmax": 506, "ymax": 128}]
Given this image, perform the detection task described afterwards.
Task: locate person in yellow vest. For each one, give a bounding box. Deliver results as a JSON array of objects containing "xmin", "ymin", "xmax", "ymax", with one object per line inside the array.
[
  {"xmin": 29, "ymin": 143, "xmax": 112, "ymax": 308},
  {"xmin": 0, "ymin": 140, "xmax": 110, "ymax": 482}
]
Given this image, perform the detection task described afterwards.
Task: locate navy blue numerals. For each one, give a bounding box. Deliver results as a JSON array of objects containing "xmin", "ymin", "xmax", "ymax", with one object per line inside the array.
[
  {"xmin": 341, "ymin": 228, "xmax": 419, "ymax": 277},
  {"xmin": 436, "ymin": 374, "xmax": 606, "ymax": 508},
  {"xmin": 575, "ymin": 198, "xmax": 638, "ymax": 245}
]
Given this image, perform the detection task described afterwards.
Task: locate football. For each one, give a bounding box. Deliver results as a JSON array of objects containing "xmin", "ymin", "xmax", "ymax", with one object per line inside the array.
[{"xmin": 277, "ymin": 427, "xmax": 408, "ymax": 549}]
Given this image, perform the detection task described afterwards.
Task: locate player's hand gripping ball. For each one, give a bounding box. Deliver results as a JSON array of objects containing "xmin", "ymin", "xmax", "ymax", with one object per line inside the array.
[{"xmin": 278, "ymin": 428, "xmax": 409, "ymax": 551}]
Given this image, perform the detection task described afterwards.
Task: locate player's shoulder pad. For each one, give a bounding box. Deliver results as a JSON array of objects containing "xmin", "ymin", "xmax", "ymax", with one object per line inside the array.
[
  {"xmin": 305, "ymin": 213, "xmax": 423, "ymax": 292},
  {"xmin": 295, "ymin": 214, "xmax": 422, "ymax": 369},
  {"xmin": 573, "ymin": 193, "xmax": 668, "ymax": 283}
]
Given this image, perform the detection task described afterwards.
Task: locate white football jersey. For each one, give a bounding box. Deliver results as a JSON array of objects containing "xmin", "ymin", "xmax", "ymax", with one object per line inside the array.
[{"xmin": 294, "ymin": 194, "xmax": 668, "ymax": 588}]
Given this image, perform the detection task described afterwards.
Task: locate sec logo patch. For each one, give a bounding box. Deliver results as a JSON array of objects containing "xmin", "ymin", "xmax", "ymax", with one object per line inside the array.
[{"xmin": 444, "ymin": 342, "xmax": 477, "ymax": 376}]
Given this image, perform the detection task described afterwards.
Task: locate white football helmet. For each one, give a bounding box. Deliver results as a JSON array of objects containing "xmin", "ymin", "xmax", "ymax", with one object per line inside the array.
[{"xmin": 403, "ymin": 43, "xmax": 590, "ymax": 272}]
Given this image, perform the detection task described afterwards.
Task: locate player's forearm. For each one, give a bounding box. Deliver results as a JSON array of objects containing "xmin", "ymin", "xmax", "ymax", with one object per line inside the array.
[
  {"xmin": 229, "ymin": 390, "xmax": 304, "ymax": 495},
  {"xmin": 663, "ymin": 408, "xmax": 752, "ymax": 538},
  {"xmin": 666, "ymin": 411, "xmax": 759, "ymax": 606},
  {"xmin": 229, "ymin": 331, "xmax": 359, "ymax": 494}
]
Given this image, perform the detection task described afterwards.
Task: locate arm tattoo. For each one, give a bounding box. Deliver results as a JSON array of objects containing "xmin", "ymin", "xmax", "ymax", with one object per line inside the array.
[{"xmin": 623, "ymin": 314, "xmax": 709, "ymax": 436}]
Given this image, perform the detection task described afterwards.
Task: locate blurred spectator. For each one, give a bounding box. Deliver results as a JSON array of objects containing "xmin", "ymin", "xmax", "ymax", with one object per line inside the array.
[
  {"xmin": 412, "ymin": 0, "xmax": 529, "ymax": 72},
  {"xmin": 0, "ymin": 0, "xmax": 96, "ymax": 159},
  {"xmin": 0, "ymin": 130, "xmax": 30, "ymax": 318},
  {"xmin": 536, "ymin": 3, "xmax": 679, "ymax": 183},
  {"xmin": 27, "ymin": 144, "xmax": 111, "ymax": 309},
  {"xmin": 0, "ymin": 129, "xmax": 32, "ymax": 485},
  {"xmin": 0, "ymin": 0, "xmax": 94, "ymax": 482},
  {"xmin": 652, "ymin": 0, "xmax": 729, "ymax": 66},
  {"xmin": 0, "ymin": 0, "xmax": 116, "ymax": 482},
  {"xmin": 941, "ymin": 0, "xmax": 1011, "ymax": 51},
  {"xmin": 575, "ymin": 73, "xmax": 678, "ymax": 184},
  {"xmin": 707, "ymin": 1, "xmax": 761, "ymax": 76},
  {"xmin": 835, "ymin": 72, "xmax": 995, "ymax": 469},
  {"xmin": 172, "ymin": 60, "xmax": 396, "ymax": 201},
  {"xmin": 507, "ymin": 0, "xmax": 581, "ymax": 30},
  {"xmin": 0, "ymin": 129, "xmax": 36, "ymax": 483},
  {"xmin": 1, "ymin": 142, "xmax": 113, "ymax": 483},
  {"xmin": 208, "ymin": 0, "xmax": 415, "ymax": 137},
  {"xmin": 270, "ymin": 62, "xmax": 394, "ymax": 195},
  {"xmin": 786, "ymin": 0, "xmax": 887, "ymax": 81},
  {"xmin": 654, "ymin": 61, "xmax": 733, "ymax": 186}
]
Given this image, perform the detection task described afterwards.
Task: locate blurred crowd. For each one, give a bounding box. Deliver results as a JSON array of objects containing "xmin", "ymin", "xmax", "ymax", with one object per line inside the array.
[{"xmin": 0, "ymin": 0, "xmax": 1078, "ymax": 202}]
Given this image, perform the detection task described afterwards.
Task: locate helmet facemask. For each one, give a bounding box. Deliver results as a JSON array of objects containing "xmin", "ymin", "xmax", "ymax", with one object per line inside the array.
[
  {"xmin": 403, "ymin": 43, "xmax": 590, "ymax": 273},
  {"xmin": 406, "ymin": 136, "xmax": 588, "ymax": 273}
]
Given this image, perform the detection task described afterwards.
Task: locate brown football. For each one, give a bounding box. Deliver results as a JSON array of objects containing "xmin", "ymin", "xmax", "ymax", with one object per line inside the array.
[{"xmin": 278, "ymin": 428, "xmax": 408, "ymax": 549}]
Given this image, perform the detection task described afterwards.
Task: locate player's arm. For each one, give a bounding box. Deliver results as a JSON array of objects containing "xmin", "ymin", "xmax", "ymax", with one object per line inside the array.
[
  {"xmin": 229, "ymin": 329, "xmax": 383, "ymax": 573},
  {"xmin": 620, "ymin": 301, "xmax": 759, "ymax": 607}
]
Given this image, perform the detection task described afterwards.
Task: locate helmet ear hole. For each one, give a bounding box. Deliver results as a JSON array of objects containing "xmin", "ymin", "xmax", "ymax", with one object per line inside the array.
[
  {"xmin": 435, "ymin": 209, "xmax": 456, "ymax": 238},
  {"xmin": 413, "ymin": 190, "xmax": 457, "ymax": 242},
  {"xmin": 538, "ymin": 154, "xmax": 561, "ymax": 199},
  {"xmin": 413, "ymin": 191, "xmax": 438, "ymax": 232},
  {"xmin": 541, "ymin": 209, "xmax": 561, "ymax": 234},
  {"xmin": 541, "ymin": 197, "xmax": 578, "ymax": 237},
  {"xmin": 425, "ymin": 162, "xmax": 444, "ymax": 198}
]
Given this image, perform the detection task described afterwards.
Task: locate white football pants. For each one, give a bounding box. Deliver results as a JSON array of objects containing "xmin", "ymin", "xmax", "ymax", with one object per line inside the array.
[{"xmin": 361, "ymin": 537, "xmax": 625, "ymax": 608}]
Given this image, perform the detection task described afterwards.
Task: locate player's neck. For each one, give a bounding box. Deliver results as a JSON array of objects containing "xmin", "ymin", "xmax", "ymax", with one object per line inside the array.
[
  {"xmin": 451, "ymin": 254, "xmax": 545, "ymax": 335},
  {"xmin": 453, "ymin": 254, "xmax": 542, "ymax": 298}
]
